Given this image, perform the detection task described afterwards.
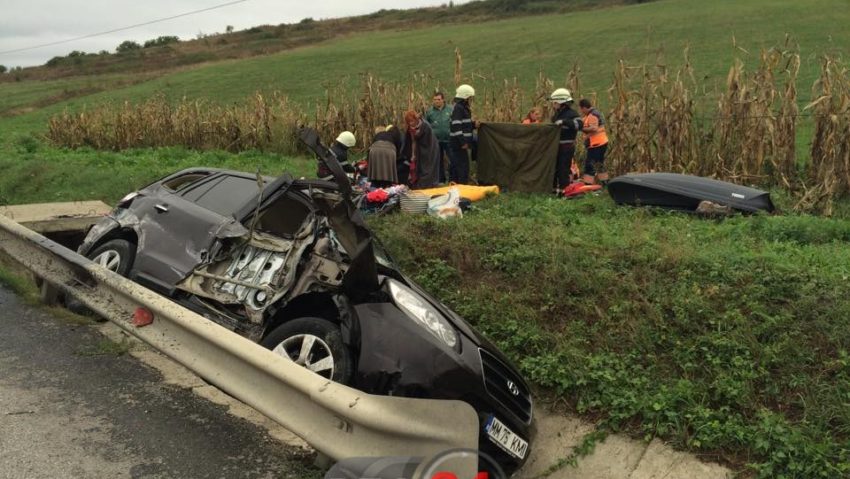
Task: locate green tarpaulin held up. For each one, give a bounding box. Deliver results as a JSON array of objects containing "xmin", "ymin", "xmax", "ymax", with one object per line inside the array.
[{"xmin": 476, "ymin": 122, "xmax": 560, "ymax": 193}]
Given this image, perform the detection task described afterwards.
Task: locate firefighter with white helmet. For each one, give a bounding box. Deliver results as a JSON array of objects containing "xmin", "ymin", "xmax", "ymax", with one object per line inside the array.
[
  {"xmin": 550, "ymin": 88, "xmax": 573, "ymax": 104},
  {"xmin": 448, "ymin": 84, "xmax": 476, "ymax": 183},
  {"xmin": 317, "ymin": 131, "xmax": 357, "ymax": 179},
  {"xmin": 455, "ymin": 84, "xmax": 476, "ymax": 100},
  {"xmin": 550, "ymin": 88, "xmax": 582, "ymax": 191},
  {"xmin": 336, "ymin": 131, "xmax": 356, "ymax": 148}
]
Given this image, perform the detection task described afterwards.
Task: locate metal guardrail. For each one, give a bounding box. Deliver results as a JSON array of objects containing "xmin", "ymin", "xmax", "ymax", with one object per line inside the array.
[{"xmin": 0, "ymin": 214, "xmax": 479, "ymax": 478}]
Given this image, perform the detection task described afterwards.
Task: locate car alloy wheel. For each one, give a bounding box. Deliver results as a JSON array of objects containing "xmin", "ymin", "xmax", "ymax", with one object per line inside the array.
[
  {"xmin": 273, "ymin": 334, "xmax": 336, "ymax": 379},
  {"xmin": 261, "ymin": 317, "xmax": 353, "ymax": 384},
  {"xmin": 93, "ymin": 249, "xmax": 122, "ymax": 272}
]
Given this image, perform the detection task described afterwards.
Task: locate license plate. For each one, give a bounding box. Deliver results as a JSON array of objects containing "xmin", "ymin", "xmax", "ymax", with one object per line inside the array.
[{"xmin": 485, "ymin": 416, "xmax": 528, "ymax": 460}]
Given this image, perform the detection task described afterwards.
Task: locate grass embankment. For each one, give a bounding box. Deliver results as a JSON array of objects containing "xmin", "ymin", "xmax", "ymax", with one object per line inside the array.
[
  {"xmin": 0, "ymin": 139, "xmax": 312, "ymax": 205},
  {"xmin": 372, "ymin": 196, "xmax": 850, "ymax": 477},
  {"xmin": 0, "ymin": 73, "xmax": 159, "ymax": 117}
]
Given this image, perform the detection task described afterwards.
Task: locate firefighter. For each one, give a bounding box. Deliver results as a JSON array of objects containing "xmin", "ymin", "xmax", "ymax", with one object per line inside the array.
[
  {"xmin": 550, "ymin": 88, "xmax": 582, "ymax": 191},
  {"xmin": 317, "ymin": 131, "xmax": 356, "ymax": 179},
  {"xmin": 579, "ymin": 99, "xmax": 610, "ymax": 185},
  {"xmin": 448, "ymin": 84, "xmax": 476, "ymax": 184}
]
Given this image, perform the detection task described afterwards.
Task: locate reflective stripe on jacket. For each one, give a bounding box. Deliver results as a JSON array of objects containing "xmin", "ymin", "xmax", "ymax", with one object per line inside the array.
[
  {"xmin": 449, "ymin": 99, "xmax": 474, "ymax": 150},
  {"xmin": 551, "ymin": 104, "xmax": 581, "ymax": 145}
]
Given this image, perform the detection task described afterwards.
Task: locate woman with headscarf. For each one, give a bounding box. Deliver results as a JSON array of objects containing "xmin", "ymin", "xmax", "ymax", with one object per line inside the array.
[{"xmin": 404, "ymin": 110, "xmax": 441, "ymax": 189}]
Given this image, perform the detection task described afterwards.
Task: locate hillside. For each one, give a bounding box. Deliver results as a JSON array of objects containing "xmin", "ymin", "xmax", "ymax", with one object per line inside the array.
[
  {"xmin": 1, "ymin": 0, "xmax": 642, "ymax": 82},
  {"xmin": 3, "ymin": 0, "xmax": 850, "ymax": 129}
]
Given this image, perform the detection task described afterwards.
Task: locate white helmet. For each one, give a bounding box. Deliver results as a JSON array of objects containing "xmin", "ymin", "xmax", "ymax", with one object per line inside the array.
[
  {"xmin": 550, "ymin": 88, "xmax": 573, "ymax": 104},
  {"xmin": 336, "ymin": 131, "xmax": 356, "ymax": 148},
  {"xmin": 455, "ymin": 84, "xmax": 476, "ymax": 100}
]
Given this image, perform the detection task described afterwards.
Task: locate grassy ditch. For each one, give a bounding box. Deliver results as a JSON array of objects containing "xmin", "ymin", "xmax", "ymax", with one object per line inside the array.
[{"xmin": 370, "ymin": 194, "xmax": 850, "ymax": 477}]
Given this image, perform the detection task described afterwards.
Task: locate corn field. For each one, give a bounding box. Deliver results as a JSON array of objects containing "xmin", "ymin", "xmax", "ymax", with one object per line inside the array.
[{"xmin": 47, "ymin": 48, "xmax": 850, "ymax": 214}]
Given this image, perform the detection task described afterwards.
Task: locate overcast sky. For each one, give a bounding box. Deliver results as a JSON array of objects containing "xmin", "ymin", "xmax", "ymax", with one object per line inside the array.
[{"xmin": 0, "ymin": 0, "xmax": 472, "ymax": 67}]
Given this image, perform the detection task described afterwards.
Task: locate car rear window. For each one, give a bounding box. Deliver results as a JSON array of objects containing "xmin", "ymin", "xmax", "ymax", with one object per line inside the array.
[
  {"xmin": 162, "ymin": 172, "xmax": 210, "ymax": 192},
  {"xmin": 192, "ymin": 175, "xmax": 260, "ymax": 217}
]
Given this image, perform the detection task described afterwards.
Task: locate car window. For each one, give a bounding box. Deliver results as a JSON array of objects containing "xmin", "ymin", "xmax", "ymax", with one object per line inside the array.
[
  {"xmin": 193, "ymin": 175, "xmax": 261, "ymax": 217},
  {"xmin": 162, "ymin": 173, "xmax": 210, "ymax": 192}
]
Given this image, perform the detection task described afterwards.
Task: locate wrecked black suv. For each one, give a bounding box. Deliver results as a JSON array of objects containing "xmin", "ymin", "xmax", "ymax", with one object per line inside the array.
[{"xmin": 77, "ymin": 128, "xmax": 533, "ymax": 473}]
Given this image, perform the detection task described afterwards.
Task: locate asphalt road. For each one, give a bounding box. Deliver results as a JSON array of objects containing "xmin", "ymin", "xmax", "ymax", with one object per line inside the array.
[{"xmin": 0, "ymin": 286, "xmax": 321, "ymax": 479}]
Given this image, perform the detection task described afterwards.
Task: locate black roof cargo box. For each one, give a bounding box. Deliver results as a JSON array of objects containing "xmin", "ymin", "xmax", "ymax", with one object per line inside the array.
[{"xmin": 608, "ymin": 173, "xmax": 775, "ymax": 213}]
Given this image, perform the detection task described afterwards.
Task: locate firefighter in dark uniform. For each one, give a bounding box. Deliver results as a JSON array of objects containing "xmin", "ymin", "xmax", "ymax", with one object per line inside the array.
[
  {"xmin": 317, "ymin": 131, "xmax": 356, "ymax": 179},
  {"xmin": 550, "ymin": 88, "xmax": 582, "ymax": 191},
  {"xmin": 448, "ymin": 84, "xmax": 476, "ymax": 184}
]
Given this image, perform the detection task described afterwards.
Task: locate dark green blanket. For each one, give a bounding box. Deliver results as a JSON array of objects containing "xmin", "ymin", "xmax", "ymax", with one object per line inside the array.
[{"xmin": 477, "ymin": 122, "xmax": 560, "ymax": 193}]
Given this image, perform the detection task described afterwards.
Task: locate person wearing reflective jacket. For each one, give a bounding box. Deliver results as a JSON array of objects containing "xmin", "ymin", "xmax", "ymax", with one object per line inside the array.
[
  {"xmin": 579, "ymin": 98, "xmax": 610, "ymax": 185},
  {"xmin": 448, "ymin": 84, "xmax": 476, "ymax": 184}
]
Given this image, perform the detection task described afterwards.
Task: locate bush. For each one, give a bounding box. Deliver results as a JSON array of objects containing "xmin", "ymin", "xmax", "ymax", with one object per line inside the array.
[
  {"xmin": 143, "ymin": 36, "xmax": 179, "ymax": 48},
  {"xmin": 115, "ymin": 40, "xmax": 141, "ymax": 53},
  {"xmin": 14, "ymin": 133, "xmax": 40, "ymax": 154}
]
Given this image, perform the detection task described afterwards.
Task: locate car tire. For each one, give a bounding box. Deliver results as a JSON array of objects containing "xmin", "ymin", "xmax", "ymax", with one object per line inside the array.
[
  {"xmin": 261, "ymin": 318, "xmax": 353, "ymax": 384},
  {"xmin": 87, "ymin": 239, "xmax": 136, "ymax": 276},
  {"xmin": 67, "ymin": 239, "xmax": 136, "ymax": 316}
]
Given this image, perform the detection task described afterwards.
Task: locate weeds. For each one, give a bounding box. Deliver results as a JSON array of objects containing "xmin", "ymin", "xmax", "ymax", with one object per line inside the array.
[{"xmin": 75, "ymin": 338, "xmax": 131, "ymax": 357}]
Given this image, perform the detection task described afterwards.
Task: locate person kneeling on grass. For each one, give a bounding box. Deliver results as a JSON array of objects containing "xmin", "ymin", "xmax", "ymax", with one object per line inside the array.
[{"xmin": 579, "ymin": 98, "xmax": 610, "ymax": 186}]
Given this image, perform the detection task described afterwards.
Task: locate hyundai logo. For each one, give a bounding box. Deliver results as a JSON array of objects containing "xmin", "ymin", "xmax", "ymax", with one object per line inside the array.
[{"xmin": 506, "ymin": 380, "xmax": 520, "ymax": 396}]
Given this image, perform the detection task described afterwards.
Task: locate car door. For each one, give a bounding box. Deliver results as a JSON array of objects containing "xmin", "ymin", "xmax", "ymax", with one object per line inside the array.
[{"xmin": 132, "ymin": 175, "xmax": 257, "ymax": 293}]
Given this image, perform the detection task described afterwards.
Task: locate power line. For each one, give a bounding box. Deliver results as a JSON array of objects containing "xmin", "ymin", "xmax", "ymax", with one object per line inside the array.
[{"xmin": 0, "ymin": 0, "xmax": 249, "ymax": 57}]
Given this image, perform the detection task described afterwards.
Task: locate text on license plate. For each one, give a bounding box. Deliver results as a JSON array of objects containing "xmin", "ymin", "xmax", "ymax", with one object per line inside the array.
[{"xmin": 485, "ymin": 416, "xmax": 528, "ymax": 460}]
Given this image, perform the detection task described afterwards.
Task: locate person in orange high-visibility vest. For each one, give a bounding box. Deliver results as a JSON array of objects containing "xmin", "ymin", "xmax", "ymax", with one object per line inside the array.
[{"xmin": 579, "ymin": 98, "xmax": 610, "ymax": 185}]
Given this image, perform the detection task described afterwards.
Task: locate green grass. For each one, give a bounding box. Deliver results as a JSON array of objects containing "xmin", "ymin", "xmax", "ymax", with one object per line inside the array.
[
  {"xmin": 370, "ymin": 195, "xmax": 850, "ymax": 477},
  {"xmin": 0, "ymin": 144, "xmax": 314, "ymax": 205},
  {"xmin": 0, "ymin": 72, "xmax": 156, "ymax": 117}
]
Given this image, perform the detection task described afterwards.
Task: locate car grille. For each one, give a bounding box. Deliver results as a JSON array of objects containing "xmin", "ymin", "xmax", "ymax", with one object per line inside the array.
[{"xmin": 479, "ymin": 349, "xmax": 533, "ymax": 424}]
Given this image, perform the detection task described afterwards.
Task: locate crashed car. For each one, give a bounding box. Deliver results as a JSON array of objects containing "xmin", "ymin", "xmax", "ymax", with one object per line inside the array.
[{"xmin": 77, "ymin": 128, "xmax": 533, "ymax": 474}]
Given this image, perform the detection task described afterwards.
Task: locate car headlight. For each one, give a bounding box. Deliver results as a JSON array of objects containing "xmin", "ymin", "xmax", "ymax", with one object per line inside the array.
[{"xmin": 387, "ymin": 279, "xmax": 458, "ymax": 349}]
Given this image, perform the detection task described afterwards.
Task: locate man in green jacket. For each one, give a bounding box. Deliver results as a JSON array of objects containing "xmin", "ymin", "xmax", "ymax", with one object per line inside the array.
[{"xmin": 425, "ymin": 91, "xmax": 453, "ymax": 183}]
